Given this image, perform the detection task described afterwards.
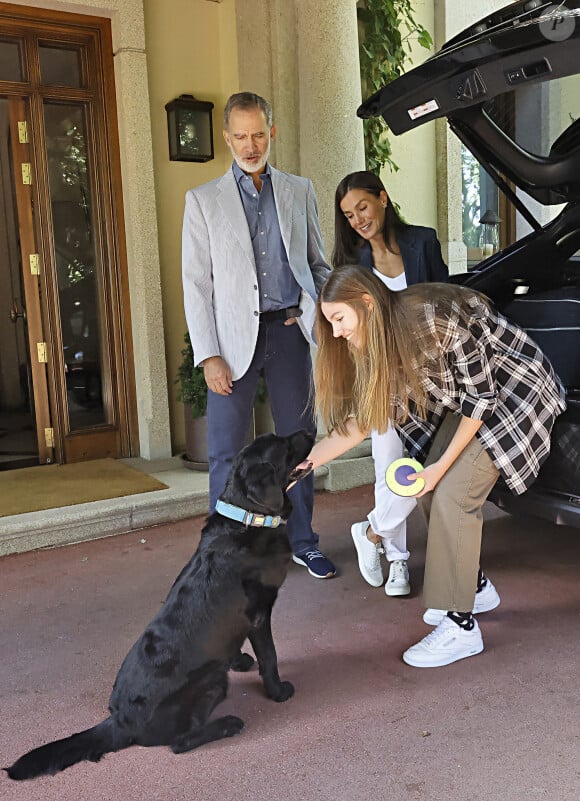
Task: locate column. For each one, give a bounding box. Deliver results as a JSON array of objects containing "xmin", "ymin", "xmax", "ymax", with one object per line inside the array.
[{"xmin": 295, "ymin": 0, "xmax": 366, "ymax": 250}]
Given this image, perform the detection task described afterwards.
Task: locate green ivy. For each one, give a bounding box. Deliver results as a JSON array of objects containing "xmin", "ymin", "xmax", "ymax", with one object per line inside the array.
[{"xmin": 358, "ymin": 0, "xmax": 433, "ymax": 174}]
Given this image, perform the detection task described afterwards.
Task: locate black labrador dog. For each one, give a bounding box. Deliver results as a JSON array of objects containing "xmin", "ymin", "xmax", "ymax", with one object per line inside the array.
[{"xmin": 6, "ymin": 429, "xmax": 314, "ymax": 781}]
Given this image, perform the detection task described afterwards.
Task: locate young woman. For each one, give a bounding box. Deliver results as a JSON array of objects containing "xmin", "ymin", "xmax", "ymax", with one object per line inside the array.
[
  {"xmin": 333, "ymin": 171, "xmax": 448, "ymax": 598},
  {"xmin": 306, "ymin": 265, "xmax": 566, "ymax": 667}
]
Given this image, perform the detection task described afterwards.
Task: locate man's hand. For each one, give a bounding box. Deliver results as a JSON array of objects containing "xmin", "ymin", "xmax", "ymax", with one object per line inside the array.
[{"xmin": 203, "ymin": 356, "xmax": 233, "ymax": 396}]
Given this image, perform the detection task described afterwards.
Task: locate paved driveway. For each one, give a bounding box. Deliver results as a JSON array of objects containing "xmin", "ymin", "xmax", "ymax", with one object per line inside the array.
[{"xmin": 1, "ymin": 486, "xmax": 579, "ymax": 801}]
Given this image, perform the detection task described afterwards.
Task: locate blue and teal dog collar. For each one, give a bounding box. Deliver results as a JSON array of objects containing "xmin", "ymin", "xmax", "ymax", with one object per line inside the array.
[{"xmin": 215, "ymin": 499, "xmax": 282, "ymax": 528}]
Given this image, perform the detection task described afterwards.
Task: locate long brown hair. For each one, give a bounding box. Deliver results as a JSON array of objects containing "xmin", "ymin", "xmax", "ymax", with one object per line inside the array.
[{"xmin": 315, "ymin": 265, "xmax": 489, "ymax": 435}]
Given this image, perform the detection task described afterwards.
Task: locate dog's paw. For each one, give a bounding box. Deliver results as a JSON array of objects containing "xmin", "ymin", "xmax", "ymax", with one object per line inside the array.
[
  {"xmin": 230, "ymin": 652, "xmax": 255, "ymax": 672},
  {"xmin": 268, "ymin": 680, "xmax": 294, "ymax": 703},
  {"xmin": 220, "ymin": 715, "xmax": 245, "ymax": 738}
]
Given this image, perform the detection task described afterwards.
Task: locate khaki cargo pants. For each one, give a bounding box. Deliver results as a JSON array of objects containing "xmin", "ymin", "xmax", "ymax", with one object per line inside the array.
[{"xmin": 418, "ymin": 413, "xmax": 500, "ymax": 612}]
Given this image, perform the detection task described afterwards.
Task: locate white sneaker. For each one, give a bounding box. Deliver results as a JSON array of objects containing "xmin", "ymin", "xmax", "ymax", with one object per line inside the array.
[
  {"xmin": 423, "ymin": 578, "xmax": 501, "ymax": 626},
  {"xmin": 385, "ymin": 560, "xmax": 410, "ymax": 597},
  {"xmin": 403, "ymin": 616, "xmax": 484, "ymax": 668},
  {"xmin": 351, "ymin": 522, "xmax": 384, "ymax": 587}
]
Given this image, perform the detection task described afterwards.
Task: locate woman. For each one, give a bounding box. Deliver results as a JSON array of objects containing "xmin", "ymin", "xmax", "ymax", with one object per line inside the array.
[
  {"xmin": 333, "ymin": 171, "xmax": 450, "ymax": 599},
  {"xmin": 306, "ymin": 265, "xmax": 566, "ymax": 667}
]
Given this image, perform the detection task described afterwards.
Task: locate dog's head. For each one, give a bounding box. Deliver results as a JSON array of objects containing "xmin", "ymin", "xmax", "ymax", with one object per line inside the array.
[{"xmin": 222, "ymin": 430, "xmax": 314, "ymax": 520}]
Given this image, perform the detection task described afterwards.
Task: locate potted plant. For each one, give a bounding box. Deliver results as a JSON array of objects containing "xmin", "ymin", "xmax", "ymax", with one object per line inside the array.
[
  {"xmin": 176, "ymin": 333, "xmax": 273, "ymax": 469},
  {"xmin": 176, "ymin": 332, "xmax": 209, "ymax": 469}
]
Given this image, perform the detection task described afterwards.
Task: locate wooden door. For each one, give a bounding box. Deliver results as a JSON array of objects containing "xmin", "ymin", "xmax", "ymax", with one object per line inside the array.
[
  {"xmin": 0, "ymin": 5, "xmax": 137, "ymax": 466},
  {"xmin": 1, "ymin": 97, "xmax": 53, "ymax": 465}
]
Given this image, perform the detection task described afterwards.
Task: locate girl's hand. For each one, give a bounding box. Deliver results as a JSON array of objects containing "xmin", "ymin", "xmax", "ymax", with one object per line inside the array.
[
  {"xmin": 287, "ymin": 461, "xmax": 314, "ymax": 490},
  {"xmin": 411, "ymin": 416, "xmax": 483, "ymax": 498},
  {"xmin": 411, "ymin": 460, "xmax": 446, "ymax": 498}
]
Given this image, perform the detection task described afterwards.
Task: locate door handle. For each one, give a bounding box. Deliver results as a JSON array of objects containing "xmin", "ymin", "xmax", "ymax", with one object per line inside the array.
[{"xmin": 9, "ymin": 299, "xmax": 26, "ymax": 323}]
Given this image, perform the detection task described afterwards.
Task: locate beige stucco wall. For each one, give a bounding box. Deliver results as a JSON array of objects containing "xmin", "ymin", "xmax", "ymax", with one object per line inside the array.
[
  {"xmin": 234, "ymin": 0, "xmax": 366, "ymax": 255},
  {"xmin": 143, "ymin": 0, "xmax": 240, "ymax": 453}
]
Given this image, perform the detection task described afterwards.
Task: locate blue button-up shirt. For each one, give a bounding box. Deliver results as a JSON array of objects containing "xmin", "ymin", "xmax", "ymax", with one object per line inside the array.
[{"xmin": 233, "ymin": 162, "xmax": 301, "ymax": 313}]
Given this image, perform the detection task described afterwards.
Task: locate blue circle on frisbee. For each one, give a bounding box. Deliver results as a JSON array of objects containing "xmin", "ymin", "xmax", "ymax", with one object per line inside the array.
[
  {"xmin": 395, "ymin": 464, "xmax": 417, "ymax": 485},
  {"xmin": 385, "ymin": 458, "xmax": 425, "ymax": 497}
]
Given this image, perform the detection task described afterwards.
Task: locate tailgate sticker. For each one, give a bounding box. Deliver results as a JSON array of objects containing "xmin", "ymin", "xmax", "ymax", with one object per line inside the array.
[{"xmin": 408, "ymin": 99, "xmax": 439, "ymax": 120}]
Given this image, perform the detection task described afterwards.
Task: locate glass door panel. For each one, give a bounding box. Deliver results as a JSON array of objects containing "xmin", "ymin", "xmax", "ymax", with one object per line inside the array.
[
  {"xmin": 0, "ymin": 38, "xmax": 22, "ymax": 82},
  {"xmin": 43, "ymin": 102, "xmax": 106, "ymax": 431},
  {"xmin": 39, "ymin": 44, "xmax": 82, "ymax": 88}
]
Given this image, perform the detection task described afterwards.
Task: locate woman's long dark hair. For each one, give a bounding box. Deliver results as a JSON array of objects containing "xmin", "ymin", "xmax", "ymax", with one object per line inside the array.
[{"xmin": 332, "ymin": 171, "xmax": 408, "ymax": 268}]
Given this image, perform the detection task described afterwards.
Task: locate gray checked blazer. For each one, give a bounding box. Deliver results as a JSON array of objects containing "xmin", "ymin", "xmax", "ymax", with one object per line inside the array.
[{"xmin": 182, "ymin": 165, "xmax": 330, "ymax": 381}]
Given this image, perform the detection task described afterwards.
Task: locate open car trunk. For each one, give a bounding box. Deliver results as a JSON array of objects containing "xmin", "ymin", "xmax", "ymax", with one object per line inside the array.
[{"xmin": 359, "ymin": 0, "xmax": 580, "ymax": 527}]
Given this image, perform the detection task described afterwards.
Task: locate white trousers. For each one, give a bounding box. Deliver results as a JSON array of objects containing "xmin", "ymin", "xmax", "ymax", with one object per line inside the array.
[{"xmin": 368, "ymin": 425, "xmax": 415, "ymax": 562}]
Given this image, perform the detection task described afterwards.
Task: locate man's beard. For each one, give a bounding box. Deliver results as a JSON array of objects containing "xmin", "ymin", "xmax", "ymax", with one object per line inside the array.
[{"xmin": 230, "ymin": 139, "xmax": 271, "ymax": 174}]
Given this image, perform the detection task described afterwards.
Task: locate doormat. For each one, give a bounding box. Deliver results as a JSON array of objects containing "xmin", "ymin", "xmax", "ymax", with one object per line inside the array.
[{"xmin": 0, "ymin": 459, "xmax": 168, "ymax": 518}]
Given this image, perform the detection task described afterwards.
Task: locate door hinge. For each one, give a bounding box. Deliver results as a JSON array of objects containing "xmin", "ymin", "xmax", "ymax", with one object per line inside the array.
[
  {"xmin": 18, "ymin": 121, "xmax": 29, "ymax": 143},
  {"xmin": 37, "ymin": 342, "xmax": 47, "ymax": 363},
  {"xmin": 29, "ymin": 253, "xmax": 40, "ymax": 275},
  {"xmin": 45, "ymin": 428, "xmax": 55, "ymax": 448},
  {"xmin": 22, "ymin": 162, "xmax": 32, "ymax": 184}
]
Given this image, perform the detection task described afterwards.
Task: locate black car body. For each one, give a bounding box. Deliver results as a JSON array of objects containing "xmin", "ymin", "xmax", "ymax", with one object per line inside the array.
[{"xmin": 358, "ymin": 0, "xmax": 580, "ymax": 527}]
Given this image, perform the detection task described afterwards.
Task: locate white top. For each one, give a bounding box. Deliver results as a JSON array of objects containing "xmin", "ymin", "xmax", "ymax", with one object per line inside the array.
[{"xmin": 373, "ymin": 268, "xmax": 408, "ymax": 292}]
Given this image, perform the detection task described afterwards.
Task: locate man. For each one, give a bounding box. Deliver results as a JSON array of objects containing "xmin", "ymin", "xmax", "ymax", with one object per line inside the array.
[{"xmin": 182, "ymin": 91, "xmax": 335, "ymax": 578}]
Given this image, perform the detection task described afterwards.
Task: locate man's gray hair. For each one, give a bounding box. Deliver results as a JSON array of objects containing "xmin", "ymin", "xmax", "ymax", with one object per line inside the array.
[{"xmin": 224, "ymin": 92, "xmax": 273, "ymax": 129}]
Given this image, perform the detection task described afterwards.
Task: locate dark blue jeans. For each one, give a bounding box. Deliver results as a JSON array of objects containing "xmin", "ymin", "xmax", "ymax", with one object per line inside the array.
[{"xmin": 207, "ymin": 318, "xmax": 318, "ymax": 556}]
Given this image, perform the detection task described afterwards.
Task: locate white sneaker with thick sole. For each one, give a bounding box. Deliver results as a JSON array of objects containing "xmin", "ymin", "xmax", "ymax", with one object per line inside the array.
[
  {"xmin": 423, "ymin": 579, "xmax": 501, "ymax": 626},
  {"xmin": 403, "ymin": 616, "xmax": 484, "ymax": 668},
  {"xmin": 385, "ymin": 559, "xmax": 410, "ymax": 596},
  {"xmin": 351, "ymin": 521, "xmax": 384, "ymax": 587}
]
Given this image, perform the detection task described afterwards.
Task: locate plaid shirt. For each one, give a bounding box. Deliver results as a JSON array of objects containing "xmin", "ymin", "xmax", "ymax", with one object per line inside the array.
[{"xmin": 396, "ymin": 291, "xmax": 566, "ymax": 495}]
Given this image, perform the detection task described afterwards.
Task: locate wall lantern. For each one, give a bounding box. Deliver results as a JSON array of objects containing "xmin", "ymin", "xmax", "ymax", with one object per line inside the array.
[
  {"xmin": 478, "ymin": 209, "xmax": 502, "ymax": 257},
  {"xmin": 165, "ymin": 94, "xmax": 214, "ymax": 162}
]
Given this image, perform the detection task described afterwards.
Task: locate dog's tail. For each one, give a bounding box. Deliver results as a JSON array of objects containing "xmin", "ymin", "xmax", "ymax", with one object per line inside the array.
[{"xmin": 4, "ymin": 717, "xmax": 131, "ymax": 781}]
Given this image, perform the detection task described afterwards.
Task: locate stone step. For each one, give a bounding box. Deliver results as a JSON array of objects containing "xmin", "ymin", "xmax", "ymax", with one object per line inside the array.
[{"xmin": 0, "ymin": 448, "xmax": 374, "ymax": 557}]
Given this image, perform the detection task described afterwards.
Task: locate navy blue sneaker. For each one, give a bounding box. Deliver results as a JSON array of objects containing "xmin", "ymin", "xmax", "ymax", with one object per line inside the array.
[{"xmin": 292, "ymin": 549, "xmax": 336, "ymax": 579}]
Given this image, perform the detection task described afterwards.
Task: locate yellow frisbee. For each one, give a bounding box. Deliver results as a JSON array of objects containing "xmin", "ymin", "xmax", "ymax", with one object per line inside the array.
[{"xmin": 385, "ymin": 457, "xmax": 425, "ymax": 497}]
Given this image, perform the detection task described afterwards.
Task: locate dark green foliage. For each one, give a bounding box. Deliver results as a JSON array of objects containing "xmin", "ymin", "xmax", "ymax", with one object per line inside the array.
[
  {"xmin": 358, "ymin": 0, "xmax": 433, "ymax": 174},
  {"xmin": 176, "ymin": 332, "xmax": 268, "ymax": 419},
  {"xmin": 176, "ymin": 332, "xmax": 207, "ymax": 419}
]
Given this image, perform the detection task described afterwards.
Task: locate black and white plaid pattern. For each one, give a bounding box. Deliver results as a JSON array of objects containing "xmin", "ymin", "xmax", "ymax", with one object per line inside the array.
[{"xmin": 396, "ymin": 292, "xmax": 566, "ymax": 495}]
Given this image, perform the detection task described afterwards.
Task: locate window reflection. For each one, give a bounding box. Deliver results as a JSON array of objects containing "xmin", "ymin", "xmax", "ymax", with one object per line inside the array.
[
  {"xmin": 0, "ymin": 39, "xmax": 22, "ymax": 82},
  {"xmin": 39, "ymin": 45, "xmax": 81, "ymax": 87},
  {"xmin": 44, "ymin": 103, "xmax": 106, "ymax": 429},
  {"xmin": 462, "ymin": 145, "xmax": 501, "ymax": 267}
]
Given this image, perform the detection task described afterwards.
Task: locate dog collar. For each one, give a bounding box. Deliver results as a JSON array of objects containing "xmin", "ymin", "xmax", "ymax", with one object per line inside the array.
[{"xmin": 215, "ymin": 500, "xmax": 282, "ymax": 528}]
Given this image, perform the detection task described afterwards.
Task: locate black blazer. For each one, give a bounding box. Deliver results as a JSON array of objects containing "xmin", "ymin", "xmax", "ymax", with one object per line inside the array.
[{"xmin": 358, "ymin": 224, "xmax": 448, "ymax": 285}]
